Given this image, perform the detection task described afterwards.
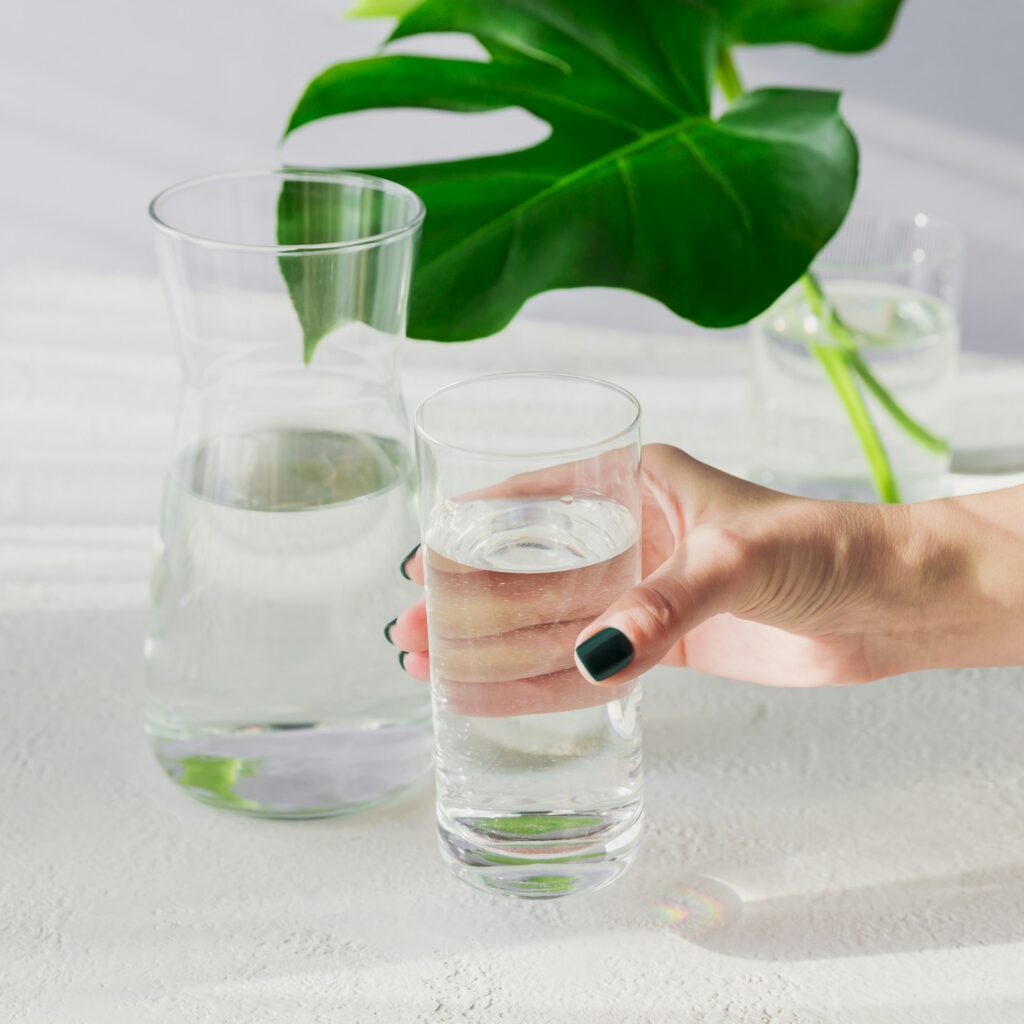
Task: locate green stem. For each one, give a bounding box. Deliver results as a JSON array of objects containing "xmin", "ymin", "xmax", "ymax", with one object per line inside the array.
[
  {"xmin": 716, "ymin": 46, "xmax": 948, "ymax": 502},
  {"xmin": 716, "ymin": 48, "xmax": 744, "ymax": 103},
  {"xmin": 810, "ymin": 343, "xmax": 901, "ymax": 503},
  {"xmin": 801, "ymin": 276, "xmax": 949, "ymax": 456}
]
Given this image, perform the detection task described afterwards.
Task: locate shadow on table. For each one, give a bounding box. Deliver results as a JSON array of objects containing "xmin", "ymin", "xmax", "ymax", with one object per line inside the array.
[{"xmin": 667, "ymin": 863, "xmax": 1024, "ymax": 961}]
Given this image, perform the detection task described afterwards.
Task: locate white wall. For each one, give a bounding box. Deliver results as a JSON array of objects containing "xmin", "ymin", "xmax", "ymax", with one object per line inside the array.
[{"xmin": 2, "ymin": 0, "xmax": 1022, "ymax": 353}]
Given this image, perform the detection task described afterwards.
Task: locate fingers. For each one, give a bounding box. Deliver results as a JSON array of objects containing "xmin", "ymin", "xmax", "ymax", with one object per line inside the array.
[
  {"xmin": 432, "ymin": 617, "xmax": 591, "ymax": 683},
  {"xmin": 391, "ymin": 541, "xmax": 640, "ymax": 716},
  {"xmin": 390, "ymin": 549, "xmax": 430, "ymax": 678},
  {"xmin": 400, "ymin": 649, "xmax": 430, "ymax": 681},
  {"xmin": 394, "ymin": 445, "xmax": 758, "ymax": 711},
  {"xmin": 421, "ymin": 530, "xmax": 639, "ymax": 717},
  {"xmin": 424, "ymin": 543, "xmax": 636, "ymax": 639},
  {"xmin": 392, "ymin": 612, "xmax": 632, "ymax": 715},
  {"xmin": 400, "ymin": 544, "xmax": 424, "ymax": 585},
  {"xmin": 574, "ymin": 523, "xmax": 753, "ymax": 686},
  {"xmin": 393, "ymin": 598, "xmax": 597, "ymax": 689},
  {"xmin": 388, "ymin": 597, "xmax": 428, "ymax": 653}
]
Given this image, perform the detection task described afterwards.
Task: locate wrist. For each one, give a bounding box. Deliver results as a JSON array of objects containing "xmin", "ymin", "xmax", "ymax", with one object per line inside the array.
[{"xmin": 887, "ymin": 491, "xmax": 1024, "ymax": 671}]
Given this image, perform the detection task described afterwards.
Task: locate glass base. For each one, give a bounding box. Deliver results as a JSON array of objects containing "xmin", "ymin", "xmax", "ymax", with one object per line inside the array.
[
  {"xmin": 438, "ymin": 803, "xmax": 643, "ymax": 899},
  {"xmin": 151, "ymin": 722, "xmax": 433, "ymax": 818}
]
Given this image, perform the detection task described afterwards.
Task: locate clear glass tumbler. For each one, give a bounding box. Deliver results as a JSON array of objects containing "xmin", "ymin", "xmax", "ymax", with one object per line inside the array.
[
  {"xmin": 145, "ymin": 170, "xmax": 432, "ymax": 817},
  {"xmin": 751, "ymin": 212, "xmax": 964, "ymax": 502},
  {"xmin": 415, "ymin": 373, "xmax": 644, "ymax": 898}
]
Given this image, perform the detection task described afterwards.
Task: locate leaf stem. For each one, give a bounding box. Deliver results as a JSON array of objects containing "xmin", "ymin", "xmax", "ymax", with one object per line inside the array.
[
  {"xmin": 809, "ymin": 343, "xmax": 901, "ymax": 503},
  {"xmin": 716, "ymin": 46, "xmax": 949, "ymax": 501},
  {"xmin": 716, "ymin": 48, "xmax": 744, "ymax": 104},
  {"xmin": 800, "ymin": 276, "xmax": 950, "ymax": 456}
]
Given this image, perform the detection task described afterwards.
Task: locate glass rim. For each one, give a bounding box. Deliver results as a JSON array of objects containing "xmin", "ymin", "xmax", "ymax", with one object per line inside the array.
[
  {"xmin": 816, "ymin": 210, "xmax": 966, "ymax": 275},
  {"xmin": 147, "ymin": 168, "xmax": 426, "ymax": 254},
  {"xmin": 414, "ymin": 371, "xmax": 642, "ymax": 461}
]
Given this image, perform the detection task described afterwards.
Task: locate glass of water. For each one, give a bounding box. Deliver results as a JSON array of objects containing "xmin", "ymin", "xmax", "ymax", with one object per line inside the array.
[
  {"xmin": 414, "ymin": 373, "xmax": 644, "ymax": 898},
  {"xmin": 751, "ymin": 212, "xmax": 964, "ymax": 502},
  {"xmin": 145, "ymin": 170, "xmax": 432, "ymax": 816}
]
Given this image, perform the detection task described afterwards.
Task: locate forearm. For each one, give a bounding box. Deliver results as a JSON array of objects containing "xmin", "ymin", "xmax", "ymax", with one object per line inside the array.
[{"xmin": 886, "ymin": 485, "xmax": 1024, "ymax": 671}]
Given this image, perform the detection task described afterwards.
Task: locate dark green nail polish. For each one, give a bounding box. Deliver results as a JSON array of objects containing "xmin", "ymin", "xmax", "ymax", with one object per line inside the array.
[
  {"xmin": 576, "ymin": 627, "xmax": 634, "ymax": 682},
  {"xmin": 384, "ymin": 618, "xmax": 397, "ymax": 645},
  {"xmin": 399, "ymin": 545, "xmax": 420, "ymax": 580},
  {"xmin": 398, "ymin": 651, "xmax": 407, "ymax": 670}
]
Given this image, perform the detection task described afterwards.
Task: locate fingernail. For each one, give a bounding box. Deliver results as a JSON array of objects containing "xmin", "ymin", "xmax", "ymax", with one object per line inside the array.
[
  {"xmin": 576, "ymin": 627, "xmax": 634, "ymax": 683},
  {"xmin": 398, "ymin": 651, "xmax": 407, "ymax": 670},
  {"xmin": 399, "ymin": 545, "xmax": 420, "ymax": 580},
  {"xmin": 384, "ymin": 618, "xmax": 397, "ymax": 645}
]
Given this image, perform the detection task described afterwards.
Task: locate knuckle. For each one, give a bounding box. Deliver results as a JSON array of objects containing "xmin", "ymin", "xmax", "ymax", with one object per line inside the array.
[
  {"xmin": 641, "ymin": 443, "xmax": 685, "ymax": 478},
  {"xmin": 694, "ymin": 522, "xmax": 756, "ymax": 575},
  {"xmin": 643, "ymin": 442, "xmax": 677, "ymax": 461},
  {"xmin": 687, "ymin": 522, "xmax": 766, "ymax": 615},
  {"xmin": 623, "ymin": 582, "xmax": 683, "ymax": 649}
]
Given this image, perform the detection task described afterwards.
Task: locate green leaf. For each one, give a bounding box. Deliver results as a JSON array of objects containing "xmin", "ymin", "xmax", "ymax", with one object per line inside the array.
[
  {"xmin": 283, "ymin": 0, "xmax": 861, "ymax": 343},
  {"xmin": 356, "ymin": 0, "xmax": 906, "ymax": 54},
  {"xmin": 721, "ymin": 0, "xmax": 904, "ymax": 53},
  {"xmin": 276, "ymin": 174, "xmax": 418, "ymax": 362},
  {"xmin": 175, "ymin": 755, "xmax": 260, "ymax": 809}
]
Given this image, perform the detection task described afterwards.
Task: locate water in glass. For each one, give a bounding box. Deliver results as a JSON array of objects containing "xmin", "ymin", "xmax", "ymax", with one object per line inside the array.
[
  {"xmin": 145, "ymin": 429, "xmax": 430, "ymax": 816},
  {"xmin": 425, "ymin": 495, "xmax": 643, "ymax": 897}
]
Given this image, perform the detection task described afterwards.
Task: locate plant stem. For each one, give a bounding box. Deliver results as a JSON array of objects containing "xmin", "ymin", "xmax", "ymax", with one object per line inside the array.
[
  {"xmin": 716, "ymin": 46, "xmax": 950, "ymax": 501},
  {"xmin": 800, "ymin": 276, "xmax": 950, "ymax": 456},
  {"xmin": 716, "ymin": 48, "xmax": 744, "ymax": 103},
  {"xmin": 809, "ymin": 343, "xmax": 901, "ymax": 503}
]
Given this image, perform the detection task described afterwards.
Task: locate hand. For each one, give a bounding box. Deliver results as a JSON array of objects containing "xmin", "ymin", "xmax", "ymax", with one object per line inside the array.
[
  {"xmin": 392, "ymin": 470, "xmax": 639, "ymax": 717},
  {"xmin": 392, "ymin": 444, "xmax": 1024, "ymax": 705}
]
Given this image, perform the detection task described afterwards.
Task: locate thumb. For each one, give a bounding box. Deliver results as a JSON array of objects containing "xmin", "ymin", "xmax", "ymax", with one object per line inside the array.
[{"xmin": 573, "ymin": 524, "xmax": 750, "ymax": 685}]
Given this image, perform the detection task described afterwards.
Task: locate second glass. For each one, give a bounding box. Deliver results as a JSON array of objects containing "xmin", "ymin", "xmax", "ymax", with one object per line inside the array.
[
  {"xmin": 146, "ymin": 170, "xmax": 431, "ymax": 817},
  {"xmin": 751, "ymin": 212, "xmax": 963, "ymax": 502},
  {"xmin": 415, "ymin": 373, "xmax": 644, "ymax": 898}
]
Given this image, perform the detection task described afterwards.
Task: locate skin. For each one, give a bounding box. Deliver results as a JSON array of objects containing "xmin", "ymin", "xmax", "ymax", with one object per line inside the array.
[{"xmin": 392, "ymin": 444, "xmax": 1024, "ymax": 714}]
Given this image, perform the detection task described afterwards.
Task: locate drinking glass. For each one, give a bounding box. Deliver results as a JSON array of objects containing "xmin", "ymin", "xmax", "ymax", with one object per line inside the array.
[
  {"xmin": 751, "ymin": 212, "xmax": 964, "ymax": 502},
  {"xmin": 415, "ymin": 373, "xmax": 644, "ymax": 898},
  {"xmin": 145, "ymin": 170, "xmax": 432, "ymax": 817}
]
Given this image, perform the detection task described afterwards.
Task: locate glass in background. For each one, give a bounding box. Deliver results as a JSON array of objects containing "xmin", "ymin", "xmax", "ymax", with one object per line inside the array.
[{"xmin": 751, "ymin": 212, "xmax": 964, "ymax": 502}]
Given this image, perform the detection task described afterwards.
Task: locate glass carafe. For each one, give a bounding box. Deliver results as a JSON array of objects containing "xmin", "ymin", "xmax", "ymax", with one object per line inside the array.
[{"xmin": 145, "ymin": 170, "xmax": 430, "ymax": 817}]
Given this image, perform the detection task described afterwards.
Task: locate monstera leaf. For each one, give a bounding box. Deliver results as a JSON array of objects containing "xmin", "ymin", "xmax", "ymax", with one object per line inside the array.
[{"xmin": 282, "ymin": 0, "xmax": 903, "ymax": 353}]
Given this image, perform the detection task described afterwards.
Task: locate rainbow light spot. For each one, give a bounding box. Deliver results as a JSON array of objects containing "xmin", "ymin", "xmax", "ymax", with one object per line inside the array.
[{"xmin": 653, "ymin": 888, "xmax": 727, "ymax": 933}]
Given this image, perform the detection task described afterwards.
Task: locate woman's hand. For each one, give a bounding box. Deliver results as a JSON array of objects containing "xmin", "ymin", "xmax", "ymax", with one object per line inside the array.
[{"xmin": 390, "ymin": 444, "xmax": 1024, "ymax": 702}]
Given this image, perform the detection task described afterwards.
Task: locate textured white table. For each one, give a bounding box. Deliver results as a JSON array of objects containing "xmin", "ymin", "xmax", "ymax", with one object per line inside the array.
[{"xmin": 3, "ymin": 271, "xmax": 1024, "ymax": 1023}]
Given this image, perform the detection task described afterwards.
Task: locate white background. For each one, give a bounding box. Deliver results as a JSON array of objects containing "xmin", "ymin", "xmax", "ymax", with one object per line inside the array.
[
  {"xmin": 4, "ymin": 6, "xmax": 1024, "ymax": 1018},
  {"xmin": 2, "ymin": 0, "xmax": 1023, "ymax": 353}
]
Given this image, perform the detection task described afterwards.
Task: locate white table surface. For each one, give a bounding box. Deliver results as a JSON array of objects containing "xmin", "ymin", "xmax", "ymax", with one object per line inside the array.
[{"xmin": 3, "ymin": 270, "xmax": 1024, "ymax": 1023}]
